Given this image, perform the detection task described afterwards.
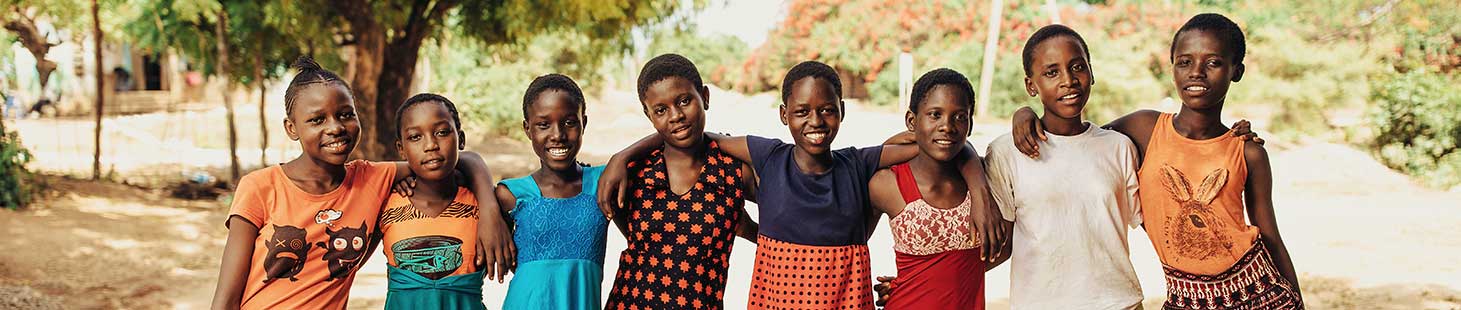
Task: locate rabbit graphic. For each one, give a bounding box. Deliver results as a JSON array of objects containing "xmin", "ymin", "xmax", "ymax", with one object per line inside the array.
[{"xmin": 1159, "ymin": 165, "xmax": 1236, "ymax": 261}]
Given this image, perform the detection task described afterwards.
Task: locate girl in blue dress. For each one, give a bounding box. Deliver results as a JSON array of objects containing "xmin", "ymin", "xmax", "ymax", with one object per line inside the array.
[{"xmin": 495, "ymin": 74, "xmax": 607, "ymax": 309}]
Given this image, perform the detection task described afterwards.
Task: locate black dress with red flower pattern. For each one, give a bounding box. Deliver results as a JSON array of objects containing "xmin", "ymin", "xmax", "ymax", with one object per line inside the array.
[{"xmin": 605, "ymin": 141, "xmax": 747, "ymax": 310}]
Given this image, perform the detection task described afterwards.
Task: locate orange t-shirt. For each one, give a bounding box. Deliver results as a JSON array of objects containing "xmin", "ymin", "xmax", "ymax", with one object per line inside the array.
[
  {"xmin": 380, "ymin": 186, "xmax": 479, "ymax": 279},
  {"xmin": 1139, "ymin": 113, "xmax": 1260, "ymax": 275},
  {"xmin": 227, "ymin": 160, "xmax": 396, "ymax": 310}
]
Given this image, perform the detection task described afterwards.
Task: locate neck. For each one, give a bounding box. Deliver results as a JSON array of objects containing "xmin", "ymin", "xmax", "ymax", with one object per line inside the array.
[
  {"xmin": 414, "ymin": 173, "xmax": 460, "ymax": 202},
  {"xmin": 661, "ymin": 135, "xmax": 708, "ymax": 166},
  {"xmin": 532, "ymin": 164, "xmax": 583, "ymax": 185},
  {"xmin": 907, "ymin": 153, "xmax": 960, "ymax": 181},
  {"xmin": 791, "ymin": 147, "xmax": 833, "ymax": 175},
  {"xmin": 1173, "ymin": 103, "xmax": 1228, "ymax": 140},
  {"xmin": 1040, "ymin": 110, "xmax": 1088, "ymax": 136}
]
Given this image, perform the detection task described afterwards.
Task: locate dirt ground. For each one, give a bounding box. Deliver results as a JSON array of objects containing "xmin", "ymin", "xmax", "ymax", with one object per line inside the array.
[{"xmin": 3, "ymin": 87, "xmax": 1461, "ymax": 309}]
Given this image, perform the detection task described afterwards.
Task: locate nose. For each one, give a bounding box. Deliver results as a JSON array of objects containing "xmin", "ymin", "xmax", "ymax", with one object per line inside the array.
[
  {"xmin": 548, "ymin": 123, "xmax": 566, "ymax": 143},
  {"xmin": 1186, "ymin": 64, "xmax": 1207, "ymax": 80},
  {"xmin": 1063, "ymin": 70, "xmax": 1081, "ymax": 87},
  {"xmin": 667, "ymin": 106, "xmax": 686, "ymax": 124},
  {"xmin": 324, "ymin": 118, "xmax": 345, "ymax": 136},
  {"xmin": 423, "ymin": 133, "xmax": 441, "ymax": 151}
]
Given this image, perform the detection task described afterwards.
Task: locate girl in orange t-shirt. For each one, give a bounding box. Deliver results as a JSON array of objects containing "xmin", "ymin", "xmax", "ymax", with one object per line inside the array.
[{"xmin": 209, "ymin": 57, "xmax": 510, "ymax": 310}]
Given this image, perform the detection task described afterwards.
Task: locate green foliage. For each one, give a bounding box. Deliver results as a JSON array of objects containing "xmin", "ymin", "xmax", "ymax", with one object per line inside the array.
[
  {"xmin": 122, "ymin": 0, "xmax": 323, "ymax": 85},
  {"xmin": 644, "ymin": 27, "xmax": 749, "ymax": 87},
  {"xmin": 1368, "ymin": 70, "xmax": 1461, "ymax": 188},
  {"xmin": 425, "ymin": 30, "xmax": 615, "ymax": 137},
  {"xmin": 1, "ymin": 128, "xmax": 35, "ymax": 209}
]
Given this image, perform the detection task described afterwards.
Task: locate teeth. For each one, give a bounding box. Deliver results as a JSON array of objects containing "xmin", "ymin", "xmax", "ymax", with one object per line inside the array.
[
  {"xmin": 548, "ymin": 148, "xmax": 569, "ymax": 156},
  {"xmin": 1060, "ymin": 93, "xmax": 1079, "ymax": 100},
  {"xmin": 934, "ymin": 139, "xmax": 953, "ymax": 145},
  {"xmin": 1186, "ymin": 86, "xmax": 1207, "ymax": 92},
  {"xmin": 805, "ymin": 133, "xmax": 827, "ymax": 142}
]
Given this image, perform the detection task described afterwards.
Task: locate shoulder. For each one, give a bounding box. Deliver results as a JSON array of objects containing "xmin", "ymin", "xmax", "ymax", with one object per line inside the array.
[
  {"xmin": 987, "ymin": 133, "xmax": 1017, "ymax": 155},
  {"xmin": 350, "ymin": 159, "xmax": 399, "ymax": 182},
  {"xmin": 583, "ymin": 165, "xmax": 607, "ymax": 177},
  {"xmin": 1242, "ymin": 140, "xmax": 1270, "ymax": 164},
  {"xmin": 1090, "ymin": 126, "xmax": 1138, "ymax": 148},
  {"xmin": 869, "ymin": 168, "xmax": 896, "ymax": 185},
  {"xmin": 236, "ymin": 166, "xmax": 282, "ymax": 193},
  {"xmin": 746, "ymin": 135, "xmax": 790, "ymax": 151}
]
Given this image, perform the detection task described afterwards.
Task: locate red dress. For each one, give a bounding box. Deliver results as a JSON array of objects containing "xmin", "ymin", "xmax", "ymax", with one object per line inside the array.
[
  {"xmin": 884, "ymin": 163, "xmax": 985, "ymax": 310},
  {"xmin": 605, "ymin": 141, "xmax": 746, "ymax": 309}
]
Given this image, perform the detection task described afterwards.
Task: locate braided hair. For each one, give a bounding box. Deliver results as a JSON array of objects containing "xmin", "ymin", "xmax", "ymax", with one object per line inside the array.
[{"xmin": 283, "ymin": 56, "xmax": 351, "ymax": 117}]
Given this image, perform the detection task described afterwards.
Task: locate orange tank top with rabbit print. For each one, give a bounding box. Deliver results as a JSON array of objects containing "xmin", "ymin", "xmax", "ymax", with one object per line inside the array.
[{"xmin": 1139, "ymin": 112, "xmax": 1260, "ymax": 275}]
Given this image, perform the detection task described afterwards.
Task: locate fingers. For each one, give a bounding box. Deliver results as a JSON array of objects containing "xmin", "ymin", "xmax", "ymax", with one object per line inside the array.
[
  {"xmin": 506, "ymin": 238, "xmax": 518, "ymax": 273},
  {"xmin": 1035, "ymin": 120, "xmax": 1048, "ymax": 141},
  {"xmin": 615, "ymin": 182, "xmax": 628, "ymax": 217},
  {"xmin": 483, "ymin": 250, "xmax": 497, "ymax": 282}
]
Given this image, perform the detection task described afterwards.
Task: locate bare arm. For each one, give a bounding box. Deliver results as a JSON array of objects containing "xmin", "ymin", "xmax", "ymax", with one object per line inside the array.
[
  {"xmin": 704, "ymin": 133, "xmax": 752, "ymax": 164},
  {"xmin": 735, "ymin": 208, "xmax": 759, "ymax": 243},
  {"xmin": 865, "ymin": 169, "xmax": 902, "ymax": 239},
  {"xmin": 1243, "ymin": 142, "xmax": 1299, "ymax": 292},
  {"xmin": 457, "ymin": 151, "xmax": 515, "ymax": 283},
  {"xmin": 210, "ymin": 217, "xmax": 258, "ymax": 310}
]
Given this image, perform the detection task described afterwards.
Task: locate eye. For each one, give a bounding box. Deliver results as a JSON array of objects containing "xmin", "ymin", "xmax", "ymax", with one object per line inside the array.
[
  {"xmin": 1176, "ymin": 59, "xmax": 1192, "ymax": 67},
  {"xmin": 352, "ymin": 237, "xmax": 364, "ymax": 250},
  {"xmin": 1072, "ymin": 63, "xmax": 1087, "ymax": 72},
  {"xmin": 435, "ymin": 129, "xmax": 451, "ymax": 137},
  {"xmin": 307, "ymin": 117, "xmax": 324, "ymax": 125},
  {"xmin": 339, "ymin": 111, "xmax": 356, "ymax": 120},
  {"xmin": 564, "ymin": 119, "xmax": 579, "ymax": 127},
  {"xmin": 654, "ymin": 106, "xmax": 667, "ymax": 115},
  {"xmin": 678, "ymin": 97, "xmax": 692, "ymax": 106},
  {"xmin": 794, "ymin": 109, "xmax": 809, "ymax": 117},
  {"xmin": 407, "ymin": 133, "xmax": 422, "ymax": 141},
  {"xmin": 1043, "ymin": 69, "xmax": 1058, "ymax": 78},
  {"xmin": 332, "ymin": 238, "xmax": 347, "ymax": 250},
  {"xmin": 535, "ymin": 121, "xmax": 550, "ymax": 129},
  {"xmin": 290, "ymin": 239, "xmax": 302, "ymax": 250},
  {"xmin": 1206, "ymin": 59, "xmax": 1222, "ymax": 67}
]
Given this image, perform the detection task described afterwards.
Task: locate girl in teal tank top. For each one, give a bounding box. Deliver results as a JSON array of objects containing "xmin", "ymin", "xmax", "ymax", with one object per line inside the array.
[{"xmin": 495, "ymin": 74, "xmax": 609, "ymax": 309}]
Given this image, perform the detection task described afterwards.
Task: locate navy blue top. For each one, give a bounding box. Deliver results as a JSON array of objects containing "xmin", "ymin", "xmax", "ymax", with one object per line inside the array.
[{"xmin": 747, "ymin": 135, "xmax": 883, "ymax": 246}]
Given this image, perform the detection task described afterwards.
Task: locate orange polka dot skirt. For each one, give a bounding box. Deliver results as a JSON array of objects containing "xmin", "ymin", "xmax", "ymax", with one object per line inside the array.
[{"xmin": 748, "ymin": 235, "xmax": 874, "ymax": 310}]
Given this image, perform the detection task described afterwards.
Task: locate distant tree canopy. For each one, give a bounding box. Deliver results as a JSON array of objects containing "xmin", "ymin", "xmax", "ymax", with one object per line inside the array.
[{"xmin": 125, "ymin": 0, "xmax": 694, "ymax": 160}]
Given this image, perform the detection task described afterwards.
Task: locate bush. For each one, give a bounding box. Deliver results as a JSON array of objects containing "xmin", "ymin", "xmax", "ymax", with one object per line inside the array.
[
  {"xmin": 1368, "ymin": 70, "xmax": 1461, "ymax": 189},
  {"xmin": 1, "ymin": 128, "xmax": 36, "ymax": 209}
]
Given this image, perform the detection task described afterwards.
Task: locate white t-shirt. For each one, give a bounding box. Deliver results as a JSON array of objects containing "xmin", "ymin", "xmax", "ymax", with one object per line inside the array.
[{"xmin": 985, "ymin": 123, "xmax": 1144, "ymax": 310}]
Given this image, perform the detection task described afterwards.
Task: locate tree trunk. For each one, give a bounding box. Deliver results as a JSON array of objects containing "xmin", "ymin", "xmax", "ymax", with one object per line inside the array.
[
  {"xmin": 217, "ymin": 9, "xmax": 241, "ymax": 183},
  {"xmin": 334, "ymin": 0, "xmax": 387, "ymax": 160},
  {"xmin": 90, "ymin": 0, "xmax": 103, "ymax": 180},
  {"xmin": 2, "ymin": 11, "xmax": 58, "ymax": 94},
  {"xmin": 975, "ymin": 0, "xmax": 1004, "ymax": 118},
  {"xmin": 256, "ymin": 50, "xmax": 268, "ymax": 166}
]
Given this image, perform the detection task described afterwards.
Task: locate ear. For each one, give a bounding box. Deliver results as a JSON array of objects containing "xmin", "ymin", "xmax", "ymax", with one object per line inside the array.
[
  {"xmin": 904, "ymin": 110, "xmax": 916, "ymax": 132},
  {"xmin": 1192, "ymin": 168, "xmax": 1228, "ymax": 205},
  {"xmin": 778, "ymin": 104, "xmax": 789, "ymax": 125},
  {"xmin": 284, "ymin": 118, "xmax": 299, "ymax": 141},
  {"xmin": 1231, "ymin": 63, "xmax": 1245, "ymax": 82},
  {"xmin": 1024, "ymin": 77, "xmax": 1038, "ymax": 97},
  {"xmin": 580, "ymin": 114, "xmax": 590, "ymax": 134},
  {"xmin": 521, "ymin": 120, "xmax": 531, "ymax": 140},
  {"xmin": 698, "ymin": 85, "xmax": 712, "ymax": 111},
  {"xmin": 1159, "ymin": 165, "xmax": 1194, "ymax": 202},
  {"xmin": 457, "ymin": 130, "xmax": 467, "ymax": 150},
  {"xmin": 838, "ymin": 100, "xmax": 847, "ymax": 118},
  {"xmin": 395, "ymin": 140, "xmax": 406, "ymax": 159}
]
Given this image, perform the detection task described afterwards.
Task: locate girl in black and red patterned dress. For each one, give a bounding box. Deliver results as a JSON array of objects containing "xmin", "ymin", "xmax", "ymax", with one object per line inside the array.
[{"xmin": 599, "ymin": 54, "xmax": 760, "ymax": 309}]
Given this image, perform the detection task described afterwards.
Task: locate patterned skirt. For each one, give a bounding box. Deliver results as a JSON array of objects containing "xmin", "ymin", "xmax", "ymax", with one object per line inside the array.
[
  {"xmin": 1162, "ymin": 239, "xmax": 1303, "ymax": 310},
  {"xmin": 748, "ymin": 235, "xmax": 874, "ymax": 310}
]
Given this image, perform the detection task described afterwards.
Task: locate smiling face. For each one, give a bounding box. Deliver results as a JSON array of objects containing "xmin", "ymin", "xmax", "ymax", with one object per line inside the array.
[
  {"xmin": 284, "ymin": 84, "xmax": 360, "ymax": 166},
  {"xmin": 1024, "ymin": 35, "xmax": 1094, "ymax": 120},
  {"xmin": 641, "ymin": 77, "xmax": 709, "ymax": 151},
  {"xmin": 1172, "ymin": 29, "xmax": 1243, "ymax": 111},
  {"xmin": 780, "ymin": 77, "xmax": 843, "ymax": 157},
  {"xmin": 906, "ymin": 85, "xmax": 972, "ymax": 162},
  {"xmin": 523, "ymin": 90, "xmax": 586, "ymax": 172},
  {"xmin": 396, "ymin": 101, "xmax": 462, "ymax": 182}
]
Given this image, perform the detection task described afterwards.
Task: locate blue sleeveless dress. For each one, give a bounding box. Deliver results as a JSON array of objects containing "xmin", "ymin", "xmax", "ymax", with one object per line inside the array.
[{"xmin": 500, "ymin": 166, "xmax": 608, "ymax": 310}]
